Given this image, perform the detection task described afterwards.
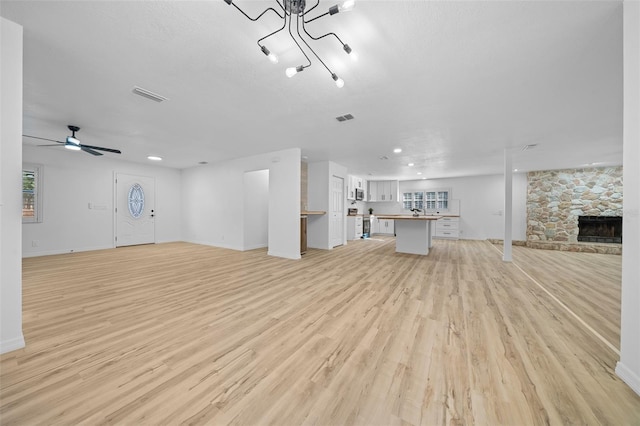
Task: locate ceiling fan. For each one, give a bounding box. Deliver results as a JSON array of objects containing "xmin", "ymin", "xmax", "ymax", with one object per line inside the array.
[{"xmin": 23, "ymin": 125, "xmax": 122, "ymax": 156}]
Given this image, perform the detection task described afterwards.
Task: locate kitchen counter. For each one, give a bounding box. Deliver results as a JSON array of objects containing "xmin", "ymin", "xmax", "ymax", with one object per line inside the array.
[
  {"xmin": 301, "ymin": 211, "xmax": 326, "ymax": 216},
  {"xmin": 375, "ymin": 215, "xmax": 442, "ymax": 255},
  {"xmin": 375, "ymin": 215, "xmax": 442, "ymax": 220}
]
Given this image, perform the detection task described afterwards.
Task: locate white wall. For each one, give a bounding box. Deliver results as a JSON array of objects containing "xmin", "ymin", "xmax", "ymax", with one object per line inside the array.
[
  {"xmin": 181, "ymin": 148, "xmax": 300, "ymax": 260},
  {"xmin": 1, "ymin": 17, "xmax": 25, "ymax": 354},
  {"xmin": 616, "ymin": 0, "xmax": 640, "ymax": 396},
  {"xmin": 307, "ymin": 161, "xmax": 348, "ymax": 249},
  {"xmin": 366, "ymin": 174, "xmax": 528, "ymax": 241},
  {"xmin": 243, "ymin": 169, "xmax": 269, "ymax": 250},
  {"xmin": 22, "ymin": 145, "xmax": 182, "ymax": 257}
]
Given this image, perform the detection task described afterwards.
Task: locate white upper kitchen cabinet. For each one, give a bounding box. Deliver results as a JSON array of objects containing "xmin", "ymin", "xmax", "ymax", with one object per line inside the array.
[
  {"xmin": 367, "ymin": 180, "xmax": 399, "ymax": 202},
  {"xmin": 347, "ymin": 175, "xmax": 365, "ymax": 200}
]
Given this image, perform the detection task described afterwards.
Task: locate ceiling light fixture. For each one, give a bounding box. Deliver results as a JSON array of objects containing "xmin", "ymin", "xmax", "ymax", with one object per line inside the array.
[
  {"xmin": 223, "ymin": 0, "xmax": 356, "ymax": 87},
  {"xmin": 65, "ymin": 126, "xmax": 82, "ymax": 150},
  {"xmin": 407, "ymin": 163, "xmax": 414, "ymax": 167},
  {"xmin": 393, "ymin": 148, "xmax": 402, "ymax": 153},
  {"xmin": 147, "ymin": 156, "xmax": 162, "ymax": 161},
  {"xmin": 132, "ymin": 86, "xmax": 169, "ymax": 103}
]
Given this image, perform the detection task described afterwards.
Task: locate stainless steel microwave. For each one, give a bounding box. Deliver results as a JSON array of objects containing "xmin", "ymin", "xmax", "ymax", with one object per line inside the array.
[{"xmin": 355, "ymin": 188, "xmax": 364, "ymax": 201}]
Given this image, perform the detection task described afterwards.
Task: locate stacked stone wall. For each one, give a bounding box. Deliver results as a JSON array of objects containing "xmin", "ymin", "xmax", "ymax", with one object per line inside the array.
[{"xmin": 527, "ymin": 167, "xmax": 623, "ymax": 242}]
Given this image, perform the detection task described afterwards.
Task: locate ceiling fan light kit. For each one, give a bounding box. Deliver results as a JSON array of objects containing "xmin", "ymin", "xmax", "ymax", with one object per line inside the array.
[
  {"xmin": 223, "ymin": 0, "xmax": 357, "ymax": 87},
  {"xmin": 65, "ymin": 125, "xmax": 82, "ymax": 150}
]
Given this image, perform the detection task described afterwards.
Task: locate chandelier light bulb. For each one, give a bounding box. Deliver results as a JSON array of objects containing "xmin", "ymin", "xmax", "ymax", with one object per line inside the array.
[
  {"xmin": 339, "ymin": 0, "xmax": 355, "ymax": 13},
  {"xmin": 261, "ymin": 45, "xmax": 279, "ymax": 64},
  {"xmin": 332, "ymin": 73, "xmax": 344, "ymax": 88},
  {"xmin": 286, "ymin": 65, "xmax": 304, "ymax": 78}
]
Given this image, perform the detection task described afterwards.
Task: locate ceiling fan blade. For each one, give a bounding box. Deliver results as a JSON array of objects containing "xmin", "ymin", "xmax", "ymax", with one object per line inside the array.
[
  {"xmin": 80, "ymin": 146, "xmax": 104, "ymax": 156},
  {"xmin": 23, "ymin": 135, "xmax": 64, "ymax": 144},
  {"xmin": 80, "ymin": 144, "xmax": 121, "ymax": 154}
]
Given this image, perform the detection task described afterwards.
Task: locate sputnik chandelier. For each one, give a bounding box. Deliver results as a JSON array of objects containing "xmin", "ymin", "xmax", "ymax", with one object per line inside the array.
[{"xmin": 223, "ymin": 0, "xmax": 357, "ymax": 88}]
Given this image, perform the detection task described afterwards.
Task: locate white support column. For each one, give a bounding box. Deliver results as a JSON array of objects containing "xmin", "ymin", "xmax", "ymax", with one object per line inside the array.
[
  {"xmin": 503, "ymin": 149, "xmax": 513, "ymax": 262},
  {"xmin": 616, "ymin": 0, "xmax": 640, "ymax": 397},
  {"xmin": 1, "ymin": 17, "xmax": 25, "ymax": 354}
]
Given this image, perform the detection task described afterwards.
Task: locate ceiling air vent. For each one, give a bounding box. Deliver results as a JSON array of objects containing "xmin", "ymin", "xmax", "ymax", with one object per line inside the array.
[
  {"xmin": 335, "ymin": 113, "xmax": 354, "ymax": 122},
  {"xmin": 132, "ymin": 86, "xmax": 168, "ymax": 103}
]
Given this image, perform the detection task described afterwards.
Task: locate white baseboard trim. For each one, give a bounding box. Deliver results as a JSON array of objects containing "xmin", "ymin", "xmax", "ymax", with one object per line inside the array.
[
  {"xmin": 267, "ymin": 250, "xmax": 301, "ymax": 260},
  {"xmin": 186, "ymin": 239, "xmax": 237, "ymax": 251},
  {"xmin": 0, "ymin": 334, "xmax": 25, "ymax": 355},
  {"xmin": 242, "ymin": 243, "xmax": 268, "ymax": 251},
  {"xmin": 616, "ymin": 361, "xmax": 640, "ymax": 396},
  {"xmin": 22, "ymin": 244, "xmax": 114, "ymax": 258}
]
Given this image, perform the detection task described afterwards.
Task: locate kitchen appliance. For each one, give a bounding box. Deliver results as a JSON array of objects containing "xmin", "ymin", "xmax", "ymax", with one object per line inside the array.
[
  {"xmin": 355, "ymin": 188, "xmax": 364, "ymax": 201},
  {"xmin": 362, "ymin": 216, "xmax": 370, "ymax": 238},
  {"xmin": 348, "ymin": 208, "xmax": 358, "ymax": 216}
]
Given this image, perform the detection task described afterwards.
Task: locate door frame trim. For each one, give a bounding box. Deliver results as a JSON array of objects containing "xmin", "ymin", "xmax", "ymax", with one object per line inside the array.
[{"xmin": 114, "ymin": 172, "xmax": 157, "ymax": 247}]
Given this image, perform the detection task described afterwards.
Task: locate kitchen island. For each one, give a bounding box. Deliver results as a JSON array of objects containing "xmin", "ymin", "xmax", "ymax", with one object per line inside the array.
[{"xmin": 375, "ymin": 215, "xmax": 442, "ymax": 255}]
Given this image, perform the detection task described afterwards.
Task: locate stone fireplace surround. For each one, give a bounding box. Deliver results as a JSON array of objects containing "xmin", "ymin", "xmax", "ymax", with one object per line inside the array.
[{"xmin": 526, "ymin": 166, "xmax": 623, "ymax": 254}]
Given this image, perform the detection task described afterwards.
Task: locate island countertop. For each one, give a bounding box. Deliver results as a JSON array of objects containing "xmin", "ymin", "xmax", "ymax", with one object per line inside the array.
[{"xmin": 374, "ymin": 215, "xmax": 442, "ymax": 220}]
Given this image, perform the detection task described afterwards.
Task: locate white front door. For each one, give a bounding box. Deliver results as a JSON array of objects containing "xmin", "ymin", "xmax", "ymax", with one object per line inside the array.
[
  {"xmin": 115, "ymin": 173, "xmax": 156, "ymax": 247},
  {"xmin": 331, "ymin": 175, "xmax": 344, "ymax": 248}
]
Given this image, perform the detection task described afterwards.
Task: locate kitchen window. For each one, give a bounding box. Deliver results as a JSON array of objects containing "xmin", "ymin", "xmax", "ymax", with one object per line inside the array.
[
  {"xmin": 23, "ymin": 164, "xmax": 43, "ymax": 223},
  {"xmin": 403, "ymin": 191, "xmax": 424, "ymax": 210},
  {"xmin": 404, "ymin": 188, "xmax": 450, "ymax": 212}
]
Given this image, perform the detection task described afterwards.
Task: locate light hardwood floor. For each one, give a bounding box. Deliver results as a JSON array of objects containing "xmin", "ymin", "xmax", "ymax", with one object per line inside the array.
[{"xmin": 1, "ymin": 239, "xmax": 639, "ymax": 425}]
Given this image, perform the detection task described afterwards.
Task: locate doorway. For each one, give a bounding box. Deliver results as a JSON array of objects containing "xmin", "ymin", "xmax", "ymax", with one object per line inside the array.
[{"xmin": 115, "ymin": 173, "xmax": 156, "ymax": 247}]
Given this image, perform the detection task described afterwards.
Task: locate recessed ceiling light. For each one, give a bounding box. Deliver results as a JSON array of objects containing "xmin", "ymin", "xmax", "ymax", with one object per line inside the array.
[
  {"xmin": 407, "ymin": 163, "xmax": 414, "ymax": 167},
  {"xmin": 147, "ymin": 156, "xmax": 162, "ymax": 161},
  {"xmin": 513, "ymin": 169, "xmax": 518, "ymax": 172},
  {"xmin": 393, "ymin": 148, "xmax": 402, "ymax": 154},
  {"xmin": 422, "ymin": 177, "xmax": 426, "ymax": 180},
  {"xmin": 417, "ymin": 172, "xmax": 422, "ymax": 175}
]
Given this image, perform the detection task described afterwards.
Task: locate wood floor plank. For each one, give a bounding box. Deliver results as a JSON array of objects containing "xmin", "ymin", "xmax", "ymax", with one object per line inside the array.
[{"xmin": 2, "ymin": 239, "xmax": 639, "ymax": 425}]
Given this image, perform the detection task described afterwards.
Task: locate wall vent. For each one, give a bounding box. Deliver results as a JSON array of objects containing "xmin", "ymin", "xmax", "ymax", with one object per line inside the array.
[{"xmin": 132, "ymin": 86, "xmax": 169, "ymax": 103}]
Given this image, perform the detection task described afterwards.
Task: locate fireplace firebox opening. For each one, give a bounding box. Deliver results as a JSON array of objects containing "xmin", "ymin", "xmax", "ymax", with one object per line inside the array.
[{"xmin": 577, "ymin": 216, "xmax": 622, "ymax": 243}]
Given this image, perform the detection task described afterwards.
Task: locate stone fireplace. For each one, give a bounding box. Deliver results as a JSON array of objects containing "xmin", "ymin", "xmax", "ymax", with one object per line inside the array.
[{"xmin": 527, "ymin": 166, "xmax": 623, "ymax": 253}]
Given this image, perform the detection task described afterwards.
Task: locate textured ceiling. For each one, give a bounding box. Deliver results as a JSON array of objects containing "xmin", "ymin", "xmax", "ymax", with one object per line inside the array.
[{"xmin": 2, "ymin": 0, "xmax": 623, "ymax": 180}]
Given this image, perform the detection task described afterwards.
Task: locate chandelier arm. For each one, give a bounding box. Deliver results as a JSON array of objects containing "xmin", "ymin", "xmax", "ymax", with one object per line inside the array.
[
  {"xmin": 275, "ymin": 0, "xmax": 286, "ymax": 13},
  {"xmin": 289, "ymin": 13, "xmax": 312, "ymax": 68},
  {"xmin": 230, "ymin": 2, "xmax": 284, "ymax": 21},
  {"xmin": 304, "ymin": 0, "xmax": 321, "ymax": 16},
  {"xmin": 257, "ymin": 15, "xmax": 287, "ymax": 47},
  {"xmin": 303, "ymin": 28, "xmax": 346, "ymax": 47},
  {"xmin": 303, "ymin": 11, "xmax": 330, "ymax": 24},
  {"xmin": 297, "ymin": 15, "xmax": 333, "ymax": 75}
]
